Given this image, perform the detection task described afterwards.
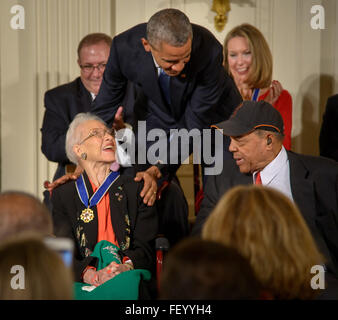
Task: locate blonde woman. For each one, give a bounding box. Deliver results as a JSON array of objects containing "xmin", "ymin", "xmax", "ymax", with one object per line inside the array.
[
  {"xmin": 224, "ymin": 24, "xmax": 292, "ymax": 150},
  {"xmin": 202, "ymin": 185, "xmax": 324, "ymax": 299}
]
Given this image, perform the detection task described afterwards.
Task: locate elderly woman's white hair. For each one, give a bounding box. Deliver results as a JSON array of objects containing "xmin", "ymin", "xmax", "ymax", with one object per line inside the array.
[{"xmin": 66, "ymin": 113, "xmax": 107, "ymax": 164}]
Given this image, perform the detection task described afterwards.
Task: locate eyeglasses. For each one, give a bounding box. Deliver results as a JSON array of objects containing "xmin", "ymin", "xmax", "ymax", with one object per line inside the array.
[
  {"xmin": 79, "ymin": 128, "xmax": 114, "ymax": 144},
  {"xmin": 79, "ymin": 63, "xmax": 107, "ymax": 73}
]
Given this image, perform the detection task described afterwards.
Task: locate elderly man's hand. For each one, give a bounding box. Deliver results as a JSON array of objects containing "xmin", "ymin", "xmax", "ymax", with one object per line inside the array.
[
  {"xmin": 134, "ymin": 166, "xmax": 161, "ymax": 206},
  {"xmin": 44, "ymin": 166, "xmax": 83, "ymax": 193}
]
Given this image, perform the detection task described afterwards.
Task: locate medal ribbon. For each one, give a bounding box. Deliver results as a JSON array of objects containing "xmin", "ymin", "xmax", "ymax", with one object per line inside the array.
[
  {"xmin": 76, "ymin": 171, "xmax": 120, "ymax": 208},
  {"xmin": 252, "ymin": 88, "xmax": 260, "ymax": 101}
]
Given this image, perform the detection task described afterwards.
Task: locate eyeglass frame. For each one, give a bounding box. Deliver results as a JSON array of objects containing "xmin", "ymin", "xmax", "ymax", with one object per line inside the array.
[
  {"xmin": 79, "ymin": 63, "xmax": 107, "ymax": 73},
  {"xmin": 79, "ymin": 127, "xmax": 115, "ymax": 145}
]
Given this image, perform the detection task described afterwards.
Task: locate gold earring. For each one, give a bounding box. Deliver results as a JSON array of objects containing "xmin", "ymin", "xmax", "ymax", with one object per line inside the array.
[{"xmin": 81, "ymin": 153, "xmax": 87, "ymax": 160}]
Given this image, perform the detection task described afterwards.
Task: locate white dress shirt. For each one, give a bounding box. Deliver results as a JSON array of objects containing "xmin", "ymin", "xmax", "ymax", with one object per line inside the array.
[{"xmin": 253, "ymin": 146, "xmax": 294, "ymax": 201}]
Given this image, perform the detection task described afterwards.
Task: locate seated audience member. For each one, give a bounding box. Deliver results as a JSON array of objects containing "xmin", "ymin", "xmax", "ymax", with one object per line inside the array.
[
  {"xmin": 319, "ymin": 94, "xmax": 338, "ymax": 161},
  {"xmin": 0, "ymin": 233, "xmax": 73, "ymax": 300},
  {"xmin": 160, "ymin": 238, "xmax": 261, "ymax": 300},
  {"xmin": 203, "ymin": 185, "xmax": 324, "ymax": 300},
  {"xmin": 192, "ymin": 100, "xmax": 338, "ymax": 291},
  {"xmin": 0, "ymin": 191, "xmax": 52, "ymax": 242},
  {"xmin": 51, "ymin": 113, "xmax": 158, "ymax": 298},
  {"xmin": 224, "ymin": 23, "xmax": 292, "ymax": 150}
]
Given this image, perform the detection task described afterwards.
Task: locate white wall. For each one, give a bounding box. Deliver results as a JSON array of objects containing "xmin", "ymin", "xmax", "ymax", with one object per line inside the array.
[
  {"xmin": 0, "ymin": 0, "xmax": 113, "ymax": 196},
  {"xmin": 0, "ymin": 0, "xmax": 337, "ymax": 199}
]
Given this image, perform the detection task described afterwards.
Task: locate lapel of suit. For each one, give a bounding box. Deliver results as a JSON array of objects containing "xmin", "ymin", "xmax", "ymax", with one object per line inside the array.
[
  {"xmin": 170, "ymin": 65, "xmax": 190, "ymax": 121},
  {"xmin": 136, "ymin": 48, "xmax": 168, "ymax": 113},
  {"xmin": 77, "ymin": 78, "xmax": 92, "ymax": 112},
  {"xmin": 287, "ymin": 152, "xmax": 316, "ymax": 223},
  {"xmin": 237, "ymin": 171, "xmax": 252, "ymax": 185},
  {"xmin": 107, "ymin": 176, "xmax": 131, "ymax": 251},
  {"xmin": 287, "ymin": 152, "xmax": 336, "ymax": 267},
  {"xmin": 136, "ymin": 44, "xmax": 192, "ymax": 122}
]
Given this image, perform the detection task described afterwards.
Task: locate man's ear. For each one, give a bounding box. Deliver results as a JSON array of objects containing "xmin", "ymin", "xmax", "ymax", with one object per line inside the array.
[
  {"xmin": 266, "ymin": 134, "xmax": 274, "ymax": 149},
  {"xmin": 141, "ymin": 38, "xmax": 151, "ymax": 52}
]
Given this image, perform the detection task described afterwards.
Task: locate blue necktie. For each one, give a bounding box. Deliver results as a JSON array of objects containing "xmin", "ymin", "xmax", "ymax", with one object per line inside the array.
[{"xmin": 158, "ymin": 68, "xmax": 171, "ymax": 105}]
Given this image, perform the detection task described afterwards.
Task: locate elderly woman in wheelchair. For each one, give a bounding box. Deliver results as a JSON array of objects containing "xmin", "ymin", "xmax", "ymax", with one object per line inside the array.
[{"xmin": 51, "ymin": 113, "xmax": 158, "ymax": 299}]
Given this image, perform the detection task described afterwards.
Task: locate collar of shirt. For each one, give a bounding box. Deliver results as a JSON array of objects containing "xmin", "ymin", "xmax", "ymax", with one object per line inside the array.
[
  {"xmin": 253, "ymin": 146, "xmax": 293, "ymax": 201},
  {"xmin": 253, "ymin": 146, "xmax": 287, "ymax": 185},
  {"xmin": 90, "ymin": 92, "xmax": 96, "ymax": 101},
  {"xmin": 151, "ymin": 53, "xmax": 162, "ymax": 77}
]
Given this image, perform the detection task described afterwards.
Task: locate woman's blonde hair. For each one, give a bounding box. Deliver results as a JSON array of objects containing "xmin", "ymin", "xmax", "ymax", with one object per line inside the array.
[
  {"xmin": 0, "ymin": 233, "xmax": 74, "ymax": 300},
  {"xmin": 202, "ymin": 185, "xmax": 324, "ymax": 300},
  {"xmin": 223, "ymin": 23, "xmax": 272, "ymax": 89}
]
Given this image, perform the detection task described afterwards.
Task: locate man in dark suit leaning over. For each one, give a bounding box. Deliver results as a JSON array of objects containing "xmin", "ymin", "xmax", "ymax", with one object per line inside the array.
[
  {"xmin": 92, "ymin": 8, "xmax": 241, "ymax": 245},
  {"xmin": 192, "ymin": 100, "xmax": 338, "ymax": 288},
  {"xmin": 93, "ymin": 8, "xmax": 241, "ymax": 181}
]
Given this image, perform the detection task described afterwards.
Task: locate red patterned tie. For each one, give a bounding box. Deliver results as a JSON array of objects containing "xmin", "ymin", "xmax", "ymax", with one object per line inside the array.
[{"xmin": 255, "ymin": 172, "xmax": 262, "ymax": 185}]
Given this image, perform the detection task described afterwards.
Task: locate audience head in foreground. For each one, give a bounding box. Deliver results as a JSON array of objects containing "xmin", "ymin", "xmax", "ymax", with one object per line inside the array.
[
  {"xmin": 0, "ymin": 233, "xmax": 73, "ymax": 300},
  {"xmin": 202, "ymin": 185, "xmax": 324, "ymax": 299},
  {"xmin": 0, "ymin": 191, "xmax": 52, "ymax": 242},
  {"xmin": 160, "ymin": 238, "xmax": 261, "ymax": 300}
]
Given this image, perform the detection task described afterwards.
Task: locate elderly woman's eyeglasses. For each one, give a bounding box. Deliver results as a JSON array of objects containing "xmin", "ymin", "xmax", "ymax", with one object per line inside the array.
[
  {"xmin": 79, "ymin": 128, "xmax": 114, "ymax": 144},
  {"xmin": 79, "ymin": 63, "xmax": 106, "ymax": 74}
]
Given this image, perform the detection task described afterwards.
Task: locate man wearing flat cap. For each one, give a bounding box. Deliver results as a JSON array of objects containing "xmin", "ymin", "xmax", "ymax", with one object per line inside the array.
[{"xmin": 192, "ymin": 100, "xmax": 338, "ymax": 295}]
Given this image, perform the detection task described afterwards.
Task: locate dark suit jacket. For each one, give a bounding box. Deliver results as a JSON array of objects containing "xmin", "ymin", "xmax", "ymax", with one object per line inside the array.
[
  {"xmin": 41, "ymin": 77, "xmax": 92, "ymax": 180},
  {"xmin": 93, "ymin": 23, "xmax": 241, "ymax": 175},
  {"xmin": 320, "ymin": 94, "xmax": 338, "ymax": 161},
  {"xmin": 51, "ymin": 172, "xmax": 158, "ymax": 282},
  {"xmin": 192, "ymin": 151, "xmax": 338, "ymax": 276}
]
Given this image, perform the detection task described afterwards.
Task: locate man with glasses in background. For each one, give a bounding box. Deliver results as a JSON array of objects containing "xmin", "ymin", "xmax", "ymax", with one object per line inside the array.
[{"xmin": 41, "ymin": 33, "xmax": 112, "ymax": 187}]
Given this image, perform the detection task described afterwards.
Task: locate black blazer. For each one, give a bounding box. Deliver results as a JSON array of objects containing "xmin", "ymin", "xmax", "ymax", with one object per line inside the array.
[
  {"xmin": 320, "ymin": 94, "xmax": 338, "ymax": 161},
  {"xmin": 93, "ymin": 23, "xmax": 241, "ymax": 175},
  {"xmin": 192, "ymin": 151, "xmax": 338, "ymax": 277},
  {"xmin": 94, "ymin": 23, "xmax": 241, "ymax": 128},
  {"xmin": 41, "ymin": 77, "xmax": 92, "ymax": 179},
  {"xmin": 51, "ymin": 172, "xmax": 158, "ymax": 282}
]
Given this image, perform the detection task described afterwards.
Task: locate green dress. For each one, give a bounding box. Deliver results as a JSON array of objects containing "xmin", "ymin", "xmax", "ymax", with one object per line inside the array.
[{"xmin": 74, "ymin": 240, "xmax": 151, "ymax": 300}]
